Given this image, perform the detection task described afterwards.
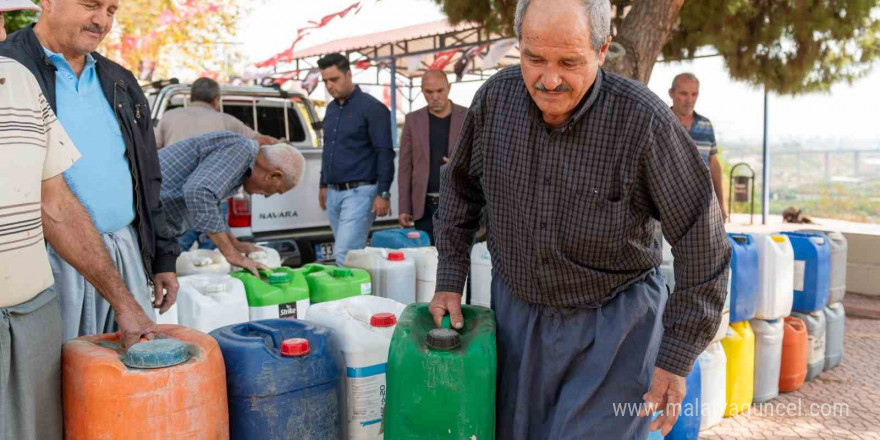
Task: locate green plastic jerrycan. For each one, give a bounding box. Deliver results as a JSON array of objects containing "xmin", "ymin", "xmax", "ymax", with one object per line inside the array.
[
  {"xmin": 230, "ymin": 267, "xmax": 310, "ymax": 320},
  {"xmin": 385, "ymin": 304, "xmax": 496, "ymax": 440},
  {"xmin": 298, "ymin": 264, "xmax": 372, "ymax": 304}
]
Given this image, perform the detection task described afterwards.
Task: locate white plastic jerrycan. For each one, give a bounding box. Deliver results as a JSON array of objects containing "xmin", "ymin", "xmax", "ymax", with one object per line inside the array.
[
  {"xmin": 344, "ymin": 248, "xmax": 417, "ymax": 304},
  {"xmin": 177, "ymin": 273, "xmax": 249, "ymax": 333},
  {"xmin": 398, "ymin": 247, "xmax": 439, "ymax": 303},
  {"xmin": 306, "ymin": 295, "xmax": 406, "ymax": 440},
  {"xmin": 240, "ymin": 245, "xmax": 282, "ymax": 270},
  {"xmin": 176, "ymin": 249, "xmax": 232, "ymax": 276}
]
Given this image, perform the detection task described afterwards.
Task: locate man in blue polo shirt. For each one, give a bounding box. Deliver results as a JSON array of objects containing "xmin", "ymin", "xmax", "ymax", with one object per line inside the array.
[
  {"xmin": 0, "ymin": 0, "xmax": 179, "ymax": 342},
  {"xmin": 317, "ymin": 53, "xmax": 395, "ymax": 265},
  {"xmin": 670, "ymin": 72, "xmax": 727, "ymax": 221}
]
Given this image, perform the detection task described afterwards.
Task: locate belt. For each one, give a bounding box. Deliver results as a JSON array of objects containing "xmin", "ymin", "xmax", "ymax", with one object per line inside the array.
[
  {"xmin": 427, "ymin": 193, "xmax": 441, "ymax": 204},
  {"xmin": 328, "ymin": 180, "xmax": 377, "ymax": 191}
]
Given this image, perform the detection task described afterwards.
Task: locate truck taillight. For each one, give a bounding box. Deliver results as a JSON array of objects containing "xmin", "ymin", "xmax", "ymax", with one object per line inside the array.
[{"xmin": 228, "ymin": 194, "xmax": 251, "ymax": 228}]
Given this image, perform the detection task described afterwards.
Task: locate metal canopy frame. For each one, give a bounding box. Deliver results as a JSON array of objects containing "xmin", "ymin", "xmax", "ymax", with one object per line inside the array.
[{"xmin": 263, "ymin": 21, "xmax": 519, "ymax": 146}]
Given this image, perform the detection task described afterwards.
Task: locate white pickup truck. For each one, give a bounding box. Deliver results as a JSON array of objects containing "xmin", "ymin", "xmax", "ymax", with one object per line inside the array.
[{"xmin": 149, "ymin": 84, "xmax": 401, "ymax": 267}]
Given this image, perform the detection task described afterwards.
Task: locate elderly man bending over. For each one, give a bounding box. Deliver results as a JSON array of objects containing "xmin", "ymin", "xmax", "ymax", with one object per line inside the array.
[{"xmin": 159, "ymin": 131, "xmax": 305, "ymax": 275}]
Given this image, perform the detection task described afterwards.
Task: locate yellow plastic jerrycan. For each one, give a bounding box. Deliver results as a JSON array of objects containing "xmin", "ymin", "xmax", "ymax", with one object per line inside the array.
[{"xmin": 722, "ymin": 321, "xmax": 755, "ymax": 417}]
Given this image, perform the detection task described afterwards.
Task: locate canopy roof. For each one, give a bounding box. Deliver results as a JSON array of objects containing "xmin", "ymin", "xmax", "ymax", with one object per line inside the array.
[{"xmin": 267, "ymin": 19, "xmax": 519, "ymax": 82}]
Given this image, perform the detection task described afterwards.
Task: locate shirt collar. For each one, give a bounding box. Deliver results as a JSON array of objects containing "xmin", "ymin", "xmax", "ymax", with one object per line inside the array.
[
  {"xmin": 41, "ymin": 46, "xmax": 96, "ymax": 74},
  {"xmin": 337, "ymin": 85, "xmax": 362, "ymax": 106},
  {"xmin": 528, "ymin": 69, "xmax": 604, "ymax": 131}
]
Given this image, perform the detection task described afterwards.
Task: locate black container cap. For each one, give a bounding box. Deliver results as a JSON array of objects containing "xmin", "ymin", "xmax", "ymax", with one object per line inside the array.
[{"xmin": 426, "ymin": 328, "xmax": 461, "ymax": 351}]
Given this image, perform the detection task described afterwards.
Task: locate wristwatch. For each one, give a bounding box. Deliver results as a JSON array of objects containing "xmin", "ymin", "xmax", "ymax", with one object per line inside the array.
[{"xmin": 380, "ymin": 191, "xmax": 391, "ymax": 200}]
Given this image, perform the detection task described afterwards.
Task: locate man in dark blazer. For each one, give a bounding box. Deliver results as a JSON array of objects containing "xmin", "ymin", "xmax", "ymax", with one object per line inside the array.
[{"xmin": 398, "ymin": 70, "xmax": 467, "ymax": 244}]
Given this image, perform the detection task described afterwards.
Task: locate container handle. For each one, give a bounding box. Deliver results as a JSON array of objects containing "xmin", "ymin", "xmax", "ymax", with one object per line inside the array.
[
  {"xmin": 441, "ymin": 315, "xmax": 452, "ymax": 330},
  {"xmin": 247, "ymin": 322, "xmax": 285, "ymax": 349},
  {"xmin": 731, "ymin": 234, "xmax": 750, "ymax": 245}
]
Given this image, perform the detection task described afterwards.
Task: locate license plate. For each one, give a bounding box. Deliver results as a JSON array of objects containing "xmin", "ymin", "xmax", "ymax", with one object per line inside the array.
[{"xmin": 315, "ymin": 242, "xmax": 335, "ymax": 262}]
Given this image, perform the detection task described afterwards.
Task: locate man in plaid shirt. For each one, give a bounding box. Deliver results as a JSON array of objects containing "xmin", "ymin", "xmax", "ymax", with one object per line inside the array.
[
  {"xmin": 158, "ymin": 131, "xmax": 306, "ymax": 275},
  {"xmin": 429, "ymin": 0, "xmax": 731, "ymax": 438}
]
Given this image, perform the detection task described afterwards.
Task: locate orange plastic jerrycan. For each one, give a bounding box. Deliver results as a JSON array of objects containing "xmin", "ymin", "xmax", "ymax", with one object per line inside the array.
[
  {"xmin": 779, "ymin": 316, "xmax": 809, "ymax": 393},
  {"xmin": 63, "ymin": 325, "xmax": 229, "ymax": 440}
]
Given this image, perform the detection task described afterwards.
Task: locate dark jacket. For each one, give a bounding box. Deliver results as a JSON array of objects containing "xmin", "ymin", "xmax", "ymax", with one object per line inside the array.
[{"xmin": 0, "ymin": 26, "xmax": 179, "ymax": 278}]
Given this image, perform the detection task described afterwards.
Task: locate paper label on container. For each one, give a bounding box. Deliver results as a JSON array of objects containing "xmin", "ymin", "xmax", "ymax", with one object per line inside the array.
[
  {"xmin": 793, "ymin": 260, "xmax": 806, "ymax": 292},
  {"xmin": 361, "ymin": 282, "xmax": 372, "ymax": 295},
  {"xmin": 346, "ymin": 363, "xmax": 387, "ymax": 431}
]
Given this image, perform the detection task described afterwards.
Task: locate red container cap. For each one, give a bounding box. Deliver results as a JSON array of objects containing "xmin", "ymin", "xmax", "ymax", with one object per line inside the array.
[
  {"xmin": 370, "ymin": 313, "xmax": 398, "ymax": 327},
  {"xmin": 406, "ymin": 232, "xmax": 421, "ymax": 239},
  {"xmin": 387, "ymin": 251, "xmax": 405, "ymax": 261},
  {"xmin": 280, "ymin": 338, "xmax": 310, "ymax": 357}
]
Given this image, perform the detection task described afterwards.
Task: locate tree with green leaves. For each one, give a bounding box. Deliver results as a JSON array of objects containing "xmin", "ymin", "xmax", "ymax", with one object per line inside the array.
[
  {"xmin": 3, "ymin": 1, "xmax": 40, "ymax": 35},
  {"xmin": 431, "ymin": 0, "xmax": 880, "ymax": 94}
]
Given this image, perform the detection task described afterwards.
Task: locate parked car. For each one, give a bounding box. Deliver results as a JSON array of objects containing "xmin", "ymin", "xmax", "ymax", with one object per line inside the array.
[{"xmin": 149, "ymin": 83, "xmax": 400, "ymax": 267}]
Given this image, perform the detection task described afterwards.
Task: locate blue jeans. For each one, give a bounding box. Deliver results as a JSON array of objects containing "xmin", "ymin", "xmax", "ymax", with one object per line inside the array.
[{"xmin": 326, "ymin": 185, "xmax": 377, "ymax": 266}]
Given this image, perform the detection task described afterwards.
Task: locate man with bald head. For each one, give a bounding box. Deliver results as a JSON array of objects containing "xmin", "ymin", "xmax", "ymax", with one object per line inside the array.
[
  {"xmin": 429, "ymin": 0, "xmax": 731, "ymax": 437},
  {"xmin": 398, "ymin": 70, "xmax": 467, "ymax": 243},
  {"xmin": 0, "ymin": 0, "xmax": 179, "ymax": 342}
]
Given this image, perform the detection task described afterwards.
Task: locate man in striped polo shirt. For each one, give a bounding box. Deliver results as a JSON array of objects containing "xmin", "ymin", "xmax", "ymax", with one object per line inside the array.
[
  {"xmin": 669, "ymin": 73, "xmax": 727, "ymax": 221},
  {"xmin": 0, "ymin": 53, "xmax": 161, "ymax": 439}
]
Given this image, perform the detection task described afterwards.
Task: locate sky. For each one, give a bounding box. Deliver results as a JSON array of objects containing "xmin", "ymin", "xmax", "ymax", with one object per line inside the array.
[{"xmin": 237, "ymin": 0, "xmax": 880, "ymax": 146}]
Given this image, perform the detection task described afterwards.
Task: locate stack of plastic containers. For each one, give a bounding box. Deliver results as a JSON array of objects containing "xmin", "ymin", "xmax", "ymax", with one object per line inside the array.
[
  {"xmin": 748, "ymin": 233, "xmax": 793, "ymax": 405},
  {"xmin": 306, "ymin": 296, "xmax": 406, "ymax": 439},
  {"xmin": 212, "ymin": 320, "xmax": 346, "ymax": 440},
  {"xmin": 783, "ymin": 231, "xmax": 833, "ymax": 382},
  {"xmin": 370, "ymin": 228, "xmax": 431, "ymax": 249},
  {"xmin": 343, "ymin": 248, "xmax": 417, "ymax": 304},
  {"xmin": 803, "ymin": 230, "xmax": 848, "ymax": 372},
  {"xmin": 177, "ymin": 273, "xmax": 250, "ymax": 333}
]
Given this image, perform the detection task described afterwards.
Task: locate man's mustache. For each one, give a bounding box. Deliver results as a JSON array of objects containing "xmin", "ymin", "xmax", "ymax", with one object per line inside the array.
[
  {"xmin": 535, "ymin": 82, "xmax": 572, "ymax": 93},
  {"xmin": 82, "ymin": 25, "xmax": 105, "ymax": 35}
]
